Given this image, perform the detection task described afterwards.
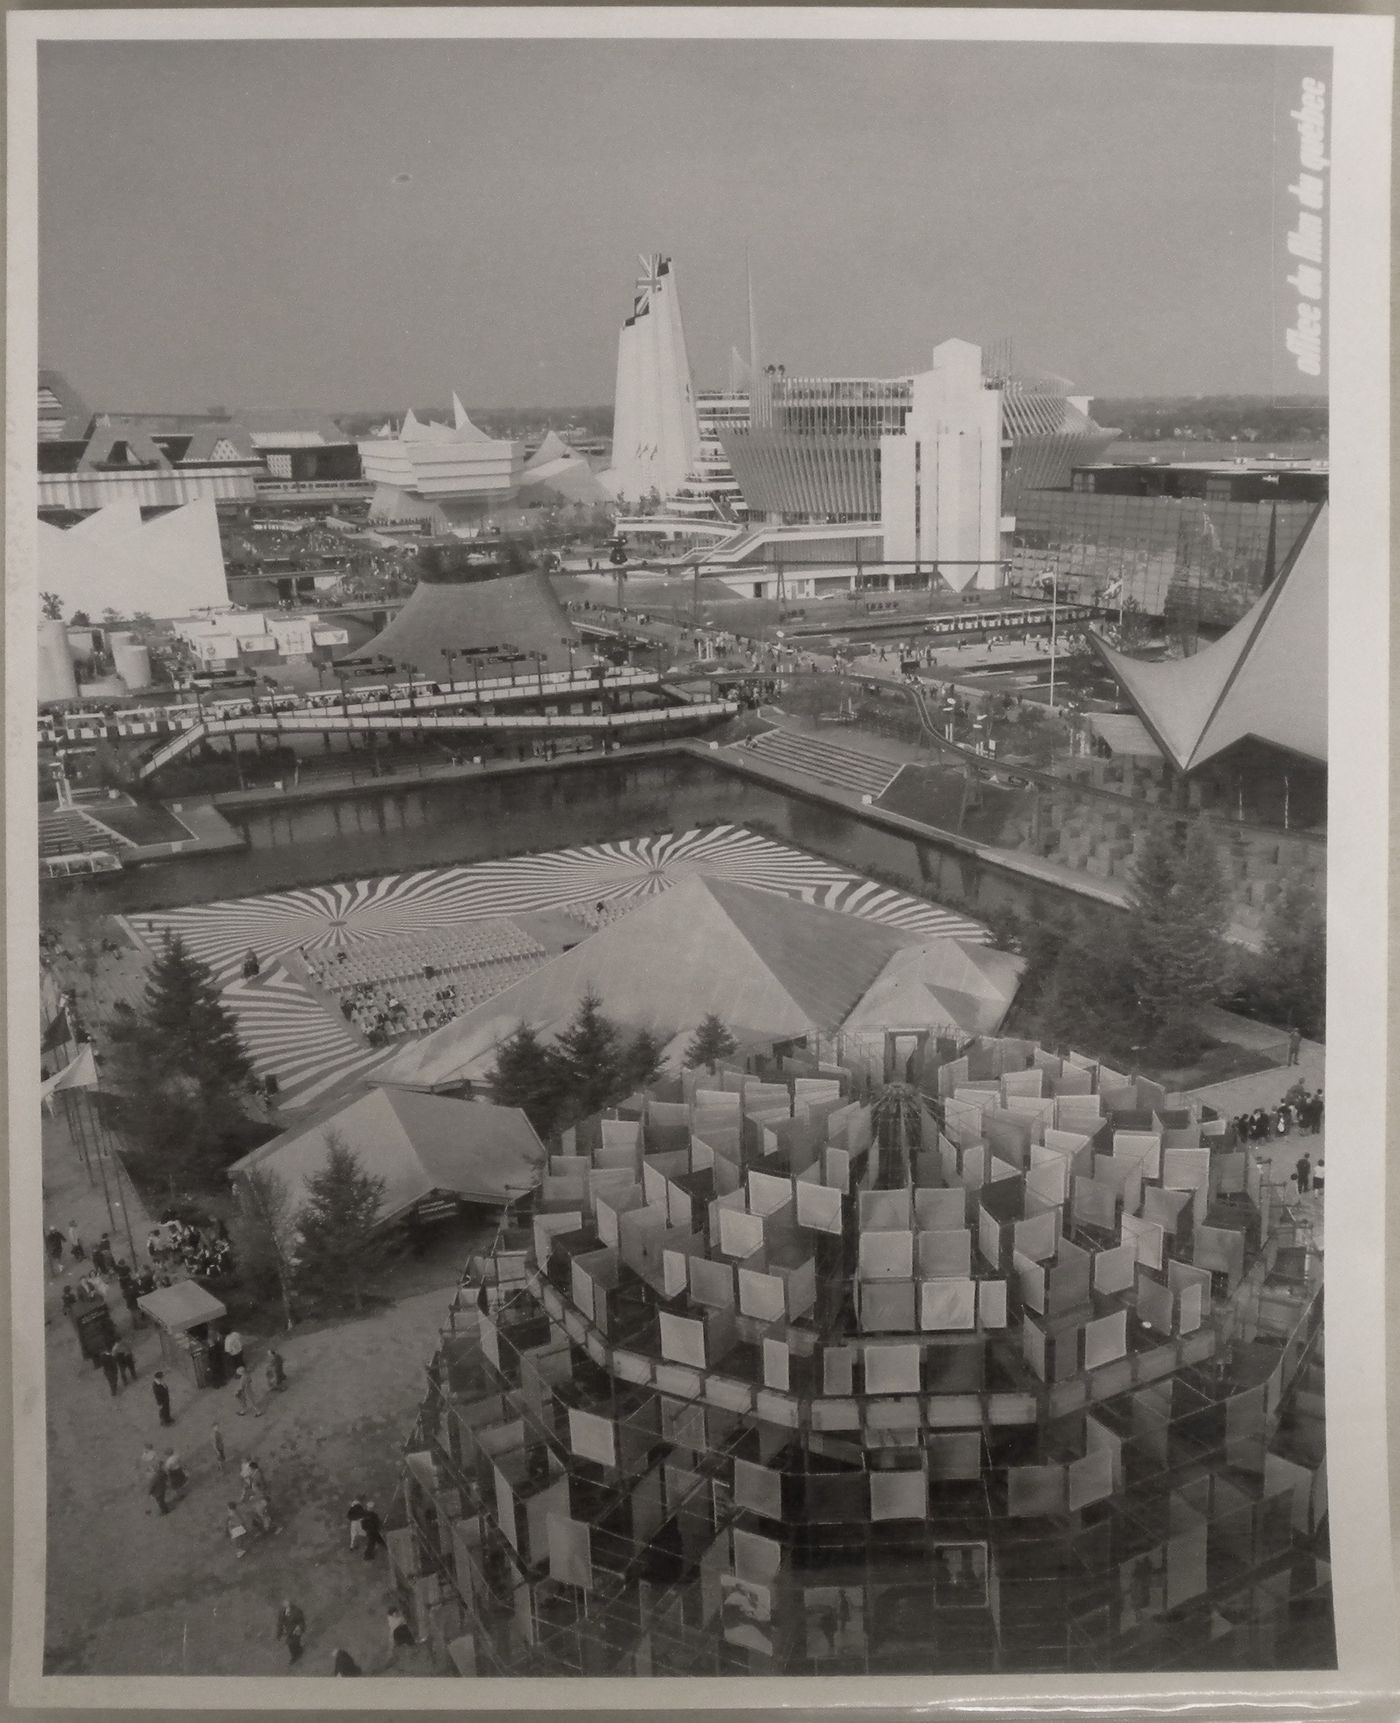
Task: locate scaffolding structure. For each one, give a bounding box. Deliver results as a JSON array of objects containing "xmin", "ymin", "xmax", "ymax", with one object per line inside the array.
[{"xmin": 389, "ymin": 1034, "xmax": 1331, "ymax": 1678}]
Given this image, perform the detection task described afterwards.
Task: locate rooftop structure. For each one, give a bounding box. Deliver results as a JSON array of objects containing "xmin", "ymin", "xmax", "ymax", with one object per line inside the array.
[
  {"xmin": 392, "ymin": 1033, "xmax": 1329, "ymax": 1675},
  {"xmin": 227, "ymin": 1085, "xmax": 545, "ymax": 1233},
  {"xmin": 348, "ymin": 551, "xmax": 579, "ymax": 677},
  {"xmin": 1090, "ymin": 503, "xmax": 1327, "ymax": 774},
  {"xmin": 376, "ymin": 874, "xmax": 1017, "ymax": 1092},
  {"xmin": 518, "ymin": 432, "xmax": 610, "ymax": 506}
]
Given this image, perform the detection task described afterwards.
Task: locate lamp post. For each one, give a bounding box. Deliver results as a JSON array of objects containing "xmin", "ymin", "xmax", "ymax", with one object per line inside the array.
[
  {"xmin": 442, "ymin": 647, "xmax": 457, "ymax": 692},
  {"xmin": 1047, "ymin": 572, "xmax": 1061, "ymax": 710}
]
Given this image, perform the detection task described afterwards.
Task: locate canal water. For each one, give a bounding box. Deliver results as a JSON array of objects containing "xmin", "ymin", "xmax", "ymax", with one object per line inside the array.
[{"xmin": 56, "ymin": 753, "xmax": 1115, "ymax": 933}]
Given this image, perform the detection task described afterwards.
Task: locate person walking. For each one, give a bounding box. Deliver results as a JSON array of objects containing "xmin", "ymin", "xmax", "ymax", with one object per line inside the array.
[
  {"xmin": 211, "ymin": 1424, "xmax": 228, "ymax": 1471},
  {"xmin": 98, "ymin": 1347, "xmax": 121, "ymax": 1397},
  {"xmin": 240, "ymin": 1456, "xmax": 266, "ymax": 1500},
  {"xmin": 1296, "ymin": 1151, "xmax": 1313, "ymax": 1194},
  {"xmin": 264, "ymin": 1346, "xmax": 287, "ymax": 1394},
  {"xmin": 152, "ymin": 1370, "xmax": 174, "ymax": 1426},
  {"xmin": 276, "ymin": 1600, "xmax": 306, "ymax": 1665},
  {"xmin": 234, "ymin": 1366, "xmax": 265, "ymax": 1418},
  {"xmin": 67, "ymin": 1221, "xmax": 85, "ymax": 1262},
  {"xmin": 223, "ymin": 1329, "xmax": 245, "ymax": 1374},
  {"xmin": 347, "ymin": 1497, "xmax": 368, "ymax": 1551},
  {"xmin": 224, "ymin": 1501, "xmax": 250, "ymax": 1558},
  {"xmin": 112, "ymin": 1337, "xmax": 137, "ymax": 1384},
  {"xmin": 1286, "ymin": 1025, "xmax": 1302, "ymax": 1067},
  {"xmin": 140, "ymin": 1442, "xmax": 161, "ymax": 1485},
  {"xmin": 46, "ymin": 1227, "xmax": 65, "ymax": 1276},
  {"xmin": 148, "ymin": 1464, "xmax": 170, "ymax": 1516},
  {"xmin": 163, "ymin": 1447, "xmax": 188, "ymax": 1498},
  {"xmin": 386, "ymin": 1605, "xmax": 415, "ymax": 1650},
  {"xmin": 360, "ymin": 1501, "xmax": 386, "ymax": 1562}
]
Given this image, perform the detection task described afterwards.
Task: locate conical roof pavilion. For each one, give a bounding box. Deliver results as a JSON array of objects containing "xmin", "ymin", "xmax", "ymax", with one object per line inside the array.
[{"xmin": 347, "ymin": 559, "xmax": 578, "ymax": 676}]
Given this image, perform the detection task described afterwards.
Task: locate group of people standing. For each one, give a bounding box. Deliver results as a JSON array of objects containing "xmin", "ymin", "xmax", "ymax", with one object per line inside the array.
[{"xmin": 1232, "ymin": 1089, "xmax": 1324, "ymax": 1144}]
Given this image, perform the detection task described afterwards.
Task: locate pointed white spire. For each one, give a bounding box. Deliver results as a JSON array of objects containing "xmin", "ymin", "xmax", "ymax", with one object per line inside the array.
[{"xmin": 452, "ymin": 392, "xmax": 470, "ymax": 430}]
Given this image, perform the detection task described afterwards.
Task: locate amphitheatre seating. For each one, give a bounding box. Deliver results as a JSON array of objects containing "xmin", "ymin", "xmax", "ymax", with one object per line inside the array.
[{"xmin": 307, "ymin": 917, "xmax": 546, "ymax": 995}]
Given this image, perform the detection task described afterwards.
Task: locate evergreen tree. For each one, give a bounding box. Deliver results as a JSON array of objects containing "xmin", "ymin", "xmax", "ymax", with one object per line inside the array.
[
  {"xmin": 1257, "ymin": 869, "xmax": 1326, "ymax": 1038},
  {"xmin": 490, "ymin": 1021, "xmax": 566, "ymax": 1136},
  {"xmin": 1169, "ymin": 819, "xmax": 1232, "ymax": 1012},
  {"xmin": 292, "ymin": 1131, "xmax": 388, "ymax": 1314},
  {"xmin": 1127, "ymin": 817, "xmax": 1186, "ymax": 1033},
  {"xmin": 683, "ymin": 1013, "xmax": 738, "ymax": 1073},
  {"xmin": 104, "ymin": 934, "xmax": 255, "ymax": 1187},
  {"xmin": 622, "ymin": 1027, "xmax": 668, "ymax": 1094},
  {"xmin": 1125, "ymin": 816, "xmax": 1232, "ymax": 1060},
  {"xmin": 552, "ymin": 989, "xmax": 625, "ymax": 1120}
]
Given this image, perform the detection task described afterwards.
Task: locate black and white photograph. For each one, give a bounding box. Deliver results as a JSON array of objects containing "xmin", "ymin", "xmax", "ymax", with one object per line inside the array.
[{"xmin": 5, "ymin": 7, "xmax": 1396, "ymax": 1710}]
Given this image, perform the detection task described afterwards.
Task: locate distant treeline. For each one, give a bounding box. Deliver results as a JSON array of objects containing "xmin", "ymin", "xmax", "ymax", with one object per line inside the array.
[{"xmin": 1093, "ymin": 396, "xmax": 1328, "ymax": 444}]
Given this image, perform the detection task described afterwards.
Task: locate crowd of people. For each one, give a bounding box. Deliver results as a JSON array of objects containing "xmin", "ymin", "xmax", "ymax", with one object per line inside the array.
[
  {"xmin": 146, "ymin": 1211, "xmax": 237, "ymax": 1283},
  {"xmin": 1231, "ymin": 1087, "xmax": 1324, "ymax": 1143}
]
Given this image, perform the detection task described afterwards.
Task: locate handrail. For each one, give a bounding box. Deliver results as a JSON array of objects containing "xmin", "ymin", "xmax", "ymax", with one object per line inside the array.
[{"xmin": 137, "ymin": 701, "xmax": 738, "ymax": 779}]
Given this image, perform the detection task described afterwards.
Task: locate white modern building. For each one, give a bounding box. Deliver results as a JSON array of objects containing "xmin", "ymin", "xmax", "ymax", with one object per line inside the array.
[
  {"xmin": 38, "ymin": 496, "xmax": 230, "ymax": 622},
  {"xmin": 358, "ymin": 395, "xmax": 525, "ymax": 531},
  {"xmin": 879, "ymin": 339, "xmax": 1005, "ymax": 592},
  {"xmin": 599, "ymin": 255, "xmax": 704, "ymax": 506}
]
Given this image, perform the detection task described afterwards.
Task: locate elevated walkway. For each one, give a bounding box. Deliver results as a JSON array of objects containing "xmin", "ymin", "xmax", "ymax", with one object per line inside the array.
[{"xmin": 138, "ymin": 696, "xmax": 738, "ymax": 781}]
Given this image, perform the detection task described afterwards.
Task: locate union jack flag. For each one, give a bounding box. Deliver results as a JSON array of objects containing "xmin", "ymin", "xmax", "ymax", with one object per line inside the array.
[{"xmin": 632, "ymin": 253, "xmax": 666, "ymax": 316}]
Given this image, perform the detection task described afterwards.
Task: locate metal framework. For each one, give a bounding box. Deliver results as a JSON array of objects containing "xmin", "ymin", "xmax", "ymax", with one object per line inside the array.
[{"xmin": 388, "ymin": 1035, "xmax": 1330, "ymax": 1678}]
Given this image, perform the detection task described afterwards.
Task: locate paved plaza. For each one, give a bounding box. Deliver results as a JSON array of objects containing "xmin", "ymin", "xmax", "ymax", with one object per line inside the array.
[{"xmin": 40, "ymin": 1106, "xmax": 462, "ymax": 1677}]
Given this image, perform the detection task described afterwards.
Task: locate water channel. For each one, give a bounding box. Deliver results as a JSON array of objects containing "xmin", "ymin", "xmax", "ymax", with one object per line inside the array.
[{"xmin": 55, "ymin": 753, "xmax": 1121, "ymax": 935}]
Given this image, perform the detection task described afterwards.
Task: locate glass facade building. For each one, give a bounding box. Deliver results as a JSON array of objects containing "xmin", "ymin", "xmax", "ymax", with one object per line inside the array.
[{"xmin": 1008, "ymin": 493, "xmax": 1320, "ymax": 631}]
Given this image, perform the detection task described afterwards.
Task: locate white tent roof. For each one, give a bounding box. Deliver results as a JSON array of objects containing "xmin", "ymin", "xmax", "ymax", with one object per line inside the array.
[
  {"xmin": 227, "ymin": 1085, "xmax": 544, "ymax": 1228},
  {"xmin": 1091, "ymin": 504, "xmax": 1327, "ymax": 773}
]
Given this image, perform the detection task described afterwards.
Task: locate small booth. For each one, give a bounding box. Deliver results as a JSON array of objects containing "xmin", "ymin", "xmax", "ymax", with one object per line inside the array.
[
  {"xmin": 137, "ymin": 1280, "xmax": 228, "ymax": 1388},
  {"xmin": 68, "ymin": 1293, "xmax": 117, "ymax": 1365}
]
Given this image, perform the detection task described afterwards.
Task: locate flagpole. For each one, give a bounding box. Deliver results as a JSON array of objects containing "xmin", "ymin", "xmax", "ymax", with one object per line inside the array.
[
  {"xmin": 93, "ymin": 1076, "xmax": 140, "ymax": 1265},
  {"xmin": 86, "ymin": 1091, "xmax": 119, "ymax": 1241},
  {"xmin": 61, "ymin": 1087, "xmax": 95, "ymax": 1185}
]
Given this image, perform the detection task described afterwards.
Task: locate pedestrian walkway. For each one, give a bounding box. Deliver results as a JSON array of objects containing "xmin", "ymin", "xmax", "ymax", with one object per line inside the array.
[
  {"xmin": 39, "ymin": 1103, "xmax": 452, "ymax": 1677},
  {"xmin": 734, "ymin": 727, "xmax": 903, "ymax": 799}
]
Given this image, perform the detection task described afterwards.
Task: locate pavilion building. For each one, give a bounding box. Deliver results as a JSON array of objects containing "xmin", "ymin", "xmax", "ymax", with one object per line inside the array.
[
  {"xmin": 347, "ymin": 546, "xmax": 580, "ymax": 678},
  {"xmin": 599, "ymin": 256, "xmax": 704, "ymax": 508},
  {"xmin": 388, "ymin": 1030, "xmax": 1330, "ymax": 1677},
  {"xmin": 358, "ymin": 396, "xmax": 526, "ymax": 532}
]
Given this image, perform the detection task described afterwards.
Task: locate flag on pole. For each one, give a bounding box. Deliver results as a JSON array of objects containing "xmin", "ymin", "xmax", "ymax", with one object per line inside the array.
[{"xmin": 40, "ymin": 1043, "xmax": 99, "ymax": 1108}]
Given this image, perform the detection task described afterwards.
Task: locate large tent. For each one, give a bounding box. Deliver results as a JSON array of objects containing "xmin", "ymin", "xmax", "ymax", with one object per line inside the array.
[
  {"xmin": 1089, "ymin": 503, "xmax": 1327, "ymax": 774},
  {"xmin": 375, "ymin": 874, "xmax": 1017, "ymax": 1092},
  {"xmin": 227, "ymin": 1085, "xmax": 545, "ymax": 1233},
  {"xmin": 518, "ymin": 431, "xmax": 610, "ymax": 506},
  {"xmin": 346, "ymin": 563, "xmax": 578, "ymax": 676}
]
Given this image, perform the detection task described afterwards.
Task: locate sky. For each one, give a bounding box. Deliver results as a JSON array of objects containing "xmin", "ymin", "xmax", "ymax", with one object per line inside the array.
[{"xmin": 36, "ymin": 36, "xmax": 1327, "ymax": 412}]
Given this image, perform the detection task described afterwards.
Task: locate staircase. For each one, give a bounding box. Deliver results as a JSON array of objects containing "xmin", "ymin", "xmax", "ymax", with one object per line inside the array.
[
  {"xmin": 738, "ymin": 728, "xmax": 902, "ymax": 798},
  {"xmin": 38, "ymin": 806, "xmax": 127, "ymax": 860}
]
